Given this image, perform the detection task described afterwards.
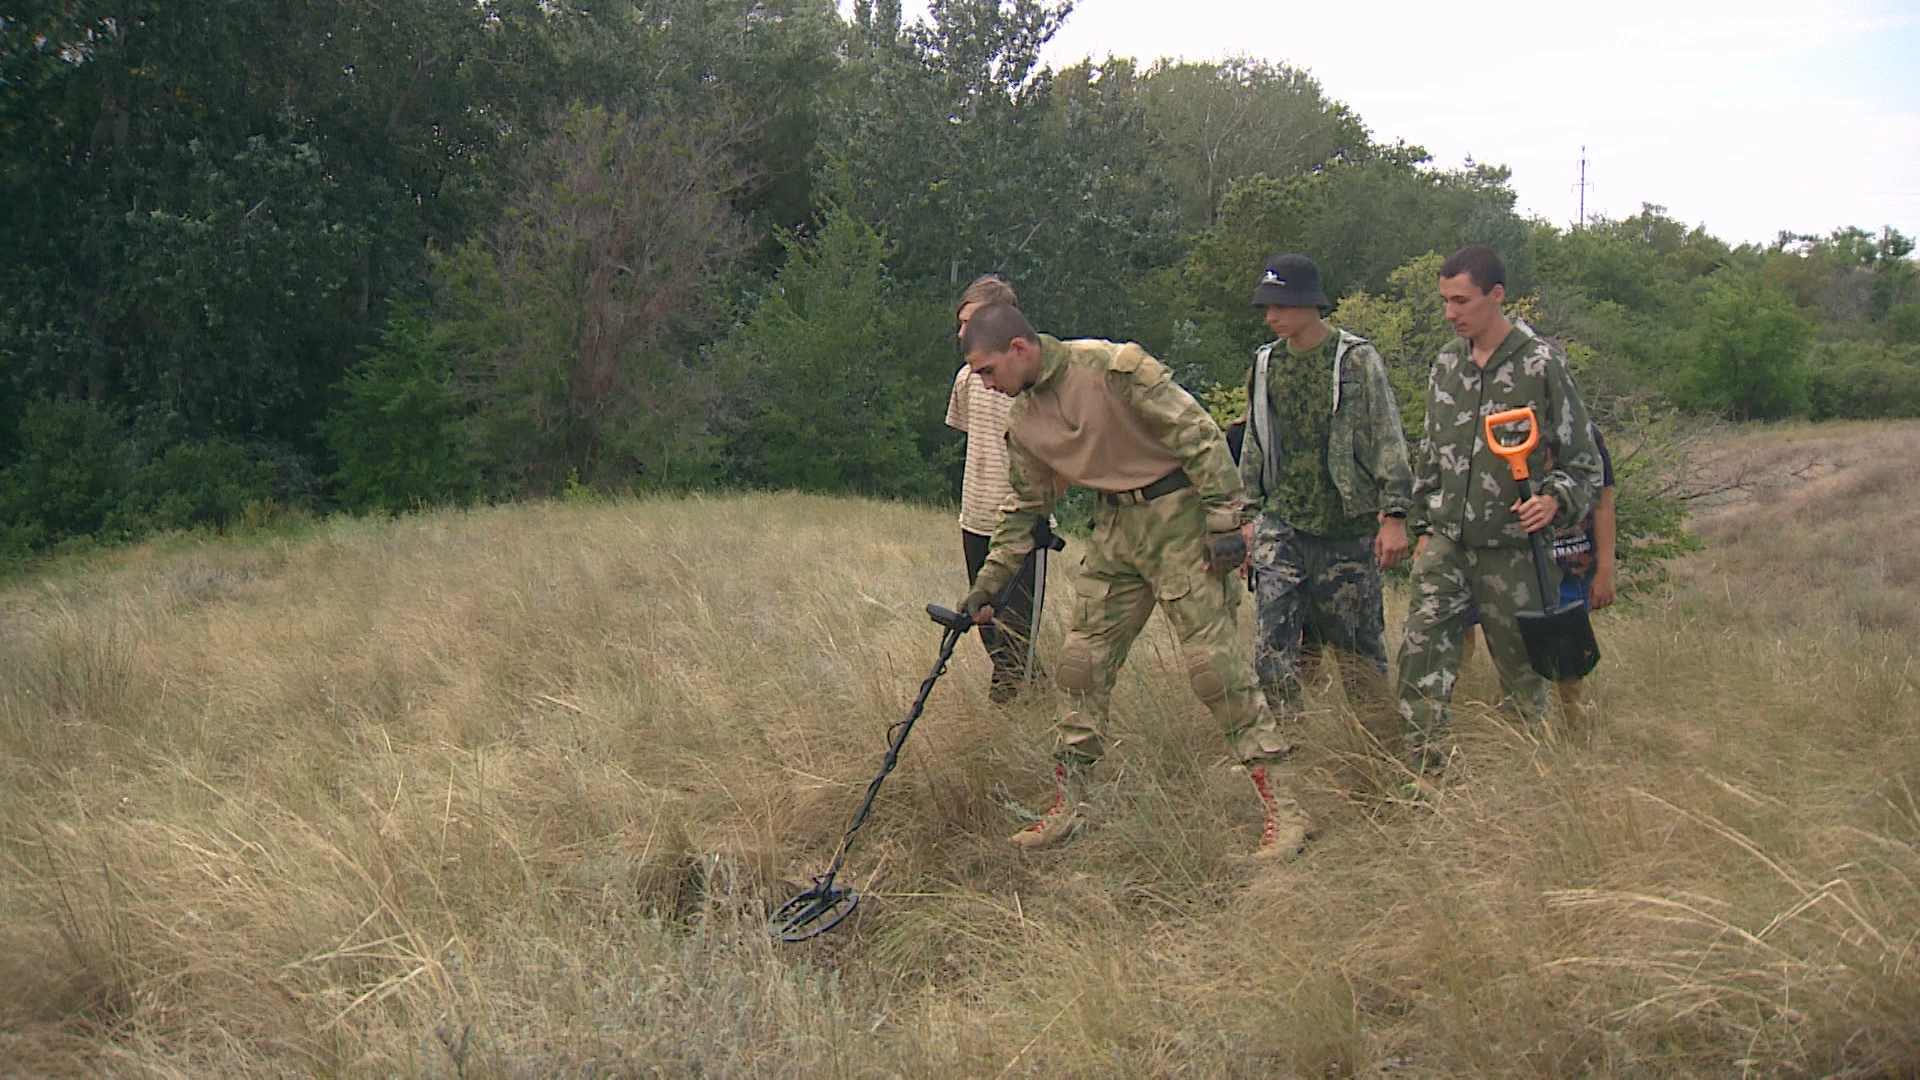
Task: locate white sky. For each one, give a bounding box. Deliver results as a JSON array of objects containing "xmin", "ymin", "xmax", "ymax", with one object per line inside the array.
[{"xmin": 852, "ymin": 0, "xmax": 1920, "ymax": 246}]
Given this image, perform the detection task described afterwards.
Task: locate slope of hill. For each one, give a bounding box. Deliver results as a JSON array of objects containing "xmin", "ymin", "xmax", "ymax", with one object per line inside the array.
[{"xmin": 3, "ymin": 426, "xmax": 1917, "ymax": 1077}]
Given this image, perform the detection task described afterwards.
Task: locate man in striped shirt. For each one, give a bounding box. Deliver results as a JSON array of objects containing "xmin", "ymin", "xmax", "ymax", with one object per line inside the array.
[{"xmin": 946, "ymin": 275, "xmax": 1046, "ymax": 702}]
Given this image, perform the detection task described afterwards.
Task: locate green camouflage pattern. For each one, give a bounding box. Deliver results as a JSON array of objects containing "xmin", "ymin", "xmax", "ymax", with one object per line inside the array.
[
  {"xmin": 1245, "ymin": 334, "xmax": 1362, "ymax": 537},
  {"xmin": 974, "ymin": 336, "xmax": 1242, "ymax": 602},
  {"xmin": 1394, "ymin": 532, "xmax": 1560, "ymax": 767},
  {"xmin": 1056, "ymin": 487, "xmax": 1290, "ymax": 767},
  {"xmin": 1249, "ymin": 515, "xmax": 1387, "ymax": 717},
  {"xmin": 1407, "ymin": 324, "xmax": 1604, "ymax": 549},
  {"xmin": 1242, "ymin": 329, "xmax": 1413, "ymax": 532}
]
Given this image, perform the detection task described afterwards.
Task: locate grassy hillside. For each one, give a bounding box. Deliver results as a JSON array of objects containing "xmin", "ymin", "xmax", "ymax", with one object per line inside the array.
[{"xmin": 3, "ymin": 426, "xmax": 1918, "ymax": 1077}]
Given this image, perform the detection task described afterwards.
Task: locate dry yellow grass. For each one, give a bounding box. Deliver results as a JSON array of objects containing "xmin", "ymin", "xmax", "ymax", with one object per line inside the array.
[{"xmin": 3, "ymin": 422, "xmax": 1918, "ymax": 1077}]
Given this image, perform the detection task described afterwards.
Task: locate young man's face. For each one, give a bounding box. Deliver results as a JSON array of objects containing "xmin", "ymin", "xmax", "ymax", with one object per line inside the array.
[
  {"xmin": 1263, "ymin": 304, "xmax": 1321, "ymax": 341},
  {"xmin": 1439, "ymin": 273, "xmax": 1506, "ymax": 341},
  {"xmin": 966, "ymin": 337, "xmax": 1041, "ymax": 396},
  {"xmin": 956, "ymin": 300, "xmax": 983, "ymax": 329}
]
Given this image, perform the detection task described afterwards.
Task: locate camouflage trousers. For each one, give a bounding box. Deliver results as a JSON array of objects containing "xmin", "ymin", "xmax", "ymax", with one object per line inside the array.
[
  {"xmin": 1394, "ymin": 533, "xmax": 1559, "ymax": 768},
  {"xmin": 1249, "ymin": 515, "xmax": 1387, "ymax": 718},
  {"xmin": 1055, "ymin": 488, "xmax": 1287, "ymax": 768}
]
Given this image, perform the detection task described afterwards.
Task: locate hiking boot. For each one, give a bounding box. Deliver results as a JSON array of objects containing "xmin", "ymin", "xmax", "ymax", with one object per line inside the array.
[
  {"xmin": 1247, "ymin": 764, "xmax": 1313, "ymax": 859},
  {"xmin": 1008, "ymin": 763, "xmax": 1085, "ymax": 850}
]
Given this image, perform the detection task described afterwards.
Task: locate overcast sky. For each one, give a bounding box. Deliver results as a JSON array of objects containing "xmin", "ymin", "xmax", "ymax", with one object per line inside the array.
[{"xmin": 854, "ymin": 0, "xmax": 1920, "ymax": 246}]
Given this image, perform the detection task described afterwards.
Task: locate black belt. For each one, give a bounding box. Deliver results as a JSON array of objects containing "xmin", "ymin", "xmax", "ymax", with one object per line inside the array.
[{"xmin": 1098, "ymin": 468, "xmax": 1191, "ymax": 507}]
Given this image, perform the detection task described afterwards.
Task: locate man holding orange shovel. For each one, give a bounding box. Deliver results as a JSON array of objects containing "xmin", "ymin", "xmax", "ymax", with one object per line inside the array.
[{"xmin": 1395, "ymin": 246, "xmax": 1606, "ymax": 778}]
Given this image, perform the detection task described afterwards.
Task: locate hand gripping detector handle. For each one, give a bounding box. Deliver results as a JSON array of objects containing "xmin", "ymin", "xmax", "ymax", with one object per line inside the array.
[{"xmin": 926, "ymin": 528, "xmax": 1065, "ymax": 630}]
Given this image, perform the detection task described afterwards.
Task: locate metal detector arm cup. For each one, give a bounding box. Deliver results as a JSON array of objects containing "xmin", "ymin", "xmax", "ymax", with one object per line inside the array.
[
  {"xmin": 1483, "ymin": 407, "xmax": 1539, "ymax": 481},
  {"xmin": 931, "ymin": 539, "xmax": 1056, "ymax": 631},
  {"xmin": 926, "ymin": 604, "xmax": 971, "ymax": 630}
]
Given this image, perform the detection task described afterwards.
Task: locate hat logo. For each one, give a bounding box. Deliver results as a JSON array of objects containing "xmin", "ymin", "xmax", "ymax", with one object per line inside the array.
[{"xmin": 1261, "ymin": 270, "xmax": 1284, "ymax": 285}]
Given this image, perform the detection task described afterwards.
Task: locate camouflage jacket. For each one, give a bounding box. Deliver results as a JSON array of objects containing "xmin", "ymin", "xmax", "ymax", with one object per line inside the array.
[
  {"xmin": 1409, "ymin": 322, "xmax": 1603, "ymax": 549},
  {"xmin": 974, "ymin": 335, "xmax": 1242, "ymax": 599},
  {"xmin": 1241, "ymin": 328, "xmax": 1413, "ymax": 531}
]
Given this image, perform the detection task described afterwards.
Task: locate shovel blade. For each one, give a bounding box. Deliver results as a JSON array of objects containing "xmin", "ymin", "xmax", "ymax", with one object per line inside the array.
[
  {"xmin": 771, "ymin": 882, "xmax": 858, "ymax": 943},
  {"xmin": 1517, "ymin": 602, "xmax": 1600, "ymax": 681}
]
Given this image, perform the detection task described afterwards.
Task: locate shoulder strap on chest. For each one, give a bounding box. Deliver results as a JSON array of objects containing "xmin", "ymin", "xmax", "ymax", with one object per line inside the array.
[{"xmin": 1331, "ymin": 332, "xmax": 1358, "ymax": 412}]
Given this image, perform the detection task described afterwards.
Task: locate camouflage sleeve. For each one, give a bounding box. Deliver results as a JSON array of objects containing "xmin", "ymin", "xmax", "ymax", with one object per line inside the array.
[
  {"xmin": 1407, "ymin": 364, "xmax": 1442, "ymax": 536},
  {"xmin": 1110, "ymin": 345, "xmax": 1243, "ymax": 531},
  {"xmin": 973, "ymin": 428, "xmax": 1058, "ymax": 600},
  {"xmin": 1539, "ymin": 345, "xmax": 1601, "ymax": 531},
  {"xmin": 1356, "ymin": 344, "xmax": 1413, "ymax": 516}
]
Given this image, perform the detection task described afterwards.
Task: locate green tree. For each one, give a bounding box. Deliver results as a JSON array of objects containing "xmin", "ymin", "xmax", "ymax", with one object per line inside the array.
[
  {"xmin": 436, "ymin": 105, "xmax": 745, "ymax": 494},
  {"xmin": 726, "ymin": 208, "xmax": 950, "ymax": 498},
  {"xmin": 1679, "ymin": 272, "xmax": 1816, "ymax": 420},
  {"xmin": 1178, "ymin": 155, "xmax": 1529, "ymax": 387},
  {"xmin": 321, "ymin": 313, "xmax": 478, "ymax": 513},
  {"xmin": 120, "ymin": 440, "xmax": 277, "ymax": 533},
  {"xmin": 1140, "ymin": 56, "xmax": 1369, "ymax": 233},
  {"xmin": 818, "ymin": 0, "xmax": 1176, "ymax": 339}
]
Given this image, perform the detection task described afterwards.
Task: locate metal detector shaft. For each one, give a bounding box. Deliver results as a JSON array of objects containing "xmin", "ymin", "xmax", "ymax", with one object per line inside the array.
[
  {"xmin": 773, "ymin": 548, "xmax": 1045, "ymax": 941},
  {"xmin": 814, "ymin": 621, "xmax": 966, "ymax": 883}
]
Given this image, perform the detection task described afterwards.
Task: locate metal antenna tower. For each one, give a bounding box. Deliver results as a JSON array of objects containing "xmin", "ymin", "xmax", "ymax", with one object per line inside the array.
[{"xmin": 1576, "ymin": 146, "xmax": 1591, "ymax": 228}]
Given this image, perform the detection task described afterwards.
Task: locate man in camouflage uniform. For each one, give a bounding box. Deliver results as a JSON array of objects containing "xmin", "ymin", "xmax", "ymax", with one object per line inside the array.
[
  {"xmin": 1241, "ymin": 254, "xmax": 1413, "ymax": 741},
  {"xmin": 1397, "ymin": 246, "xmax": 1606, "ymax": 774},
  {"xmin": 958, "ymin": 303, "xmax": 1307, "ymax": 858}
]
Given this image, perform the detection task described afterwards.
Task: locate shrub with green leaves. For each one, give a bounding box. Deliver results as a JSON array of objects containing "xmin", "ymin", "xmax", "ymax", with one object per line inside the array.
[
  {"xmin": 1677, "ymin": 272, "xmax": 1816, "ymax": 420},
  {"xmin": 1804, "ymin": 341, "xmax": 1920, "ymax": 421},
  {"xmin": 0, "ymin": 398, "xmax": 136, "ymax": 555},
  {"xmin": 122, "ymin": 440, "xmax": 277, "ymax": 532}
]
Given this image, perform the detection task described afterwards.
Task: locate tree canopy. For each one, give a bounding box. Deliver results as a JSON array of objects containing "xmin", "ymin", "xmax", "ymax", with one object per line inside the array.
[{"xmin": 2, "ymin": 1, "xmax": 1915, "ymax": 559}]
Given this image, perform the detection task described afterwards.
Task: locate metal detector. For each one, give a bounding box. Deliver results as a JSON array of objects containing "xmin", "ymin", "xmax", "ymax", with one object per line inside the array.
[
  {"xmin": 1483, "ymin": 407, "xmax": 1601, "ymax": 681},
  {"xmin": 770, "ymin": 541, "xmax": 1058, "ymax": 943}
]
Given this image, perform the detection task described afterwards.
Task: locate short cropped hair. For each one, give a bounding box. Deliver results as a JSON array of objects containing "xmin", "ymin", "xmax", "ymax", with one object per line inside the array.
[
  {"xmin": 1440, "ymin": 245, "xmax": 1507, "ymax": 294},
  {"xmin": 959, "ymin": 303, "xmax": 1038, "ymax": 357},
  {"xmin": 956, "ymin": 274, "xmax": 1019, "ymax": 318}
]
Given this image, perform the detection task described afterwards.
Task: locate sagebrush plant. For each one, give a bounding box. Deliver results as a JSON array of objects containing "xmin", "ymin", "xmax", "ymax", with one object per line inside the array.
[{"xmin": 2, "ymin": 423, "xmax": 1917, "ymax": 1076}]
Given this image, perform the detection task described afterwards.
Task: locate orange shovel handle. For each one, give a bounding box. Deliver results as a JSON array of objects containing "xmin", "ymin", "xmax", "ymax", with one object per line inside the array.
[{"xmin": 1483, "ymin": 407, "xmax": 1539, "ymax": 482}]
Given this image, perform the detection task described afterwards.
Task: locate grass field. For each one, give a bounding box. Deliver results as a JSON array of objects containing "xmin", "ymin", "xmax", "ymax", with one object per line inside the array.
[{"xmin": 3, "ymin": 421, "xmax": 1918, "ymax": 1077}]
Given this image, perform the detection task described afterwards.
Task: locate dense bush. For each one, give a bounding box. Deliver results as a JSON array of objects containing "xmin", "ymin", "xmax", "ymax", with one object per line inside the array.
[
  {"xmin": 1675, "ymin": 272, "xmax": 1816, "ymax": 420},
  {"xmin": 0, "ymin": 399, "xmax": 280, "ymax": 560},
  {"xmin": 121, "ymin": 440, "xmax": 277, "ymax": 533},
  {"xmin": 1805, "ymin": 342, "xmax": 1920, "ymax": 421},
  {"xmin": 0, "ymin": 399, "xmax": 136, "ymax": 556}
]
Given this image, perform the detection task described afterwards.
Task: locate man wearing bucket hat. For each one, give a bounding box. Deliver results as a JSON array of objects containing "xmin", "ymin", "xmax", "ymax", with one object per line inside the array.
[
  {"xmin": 1240, "ymin": 254, "xmax": 1413, "ymax": 753},
  {"xmin": 1395, "ymin": 245, "xmax": 1605, "ymax": 778}
]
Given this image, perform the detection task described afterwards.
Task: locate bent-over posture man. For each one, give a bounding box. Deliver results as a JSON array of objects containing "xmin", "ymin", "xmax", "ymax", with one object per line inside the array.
[
  {"xmin": 957, "ymin": 304, "xmax": 1307, "ymax": 858},
  {"xmin": 1397, "ymin": 246, "xmax": 1605, "ymax": 775},
  {"xmin": 946, "ymin": 274, "xmax": 1045, "ymax": 701},
  {"xmin": 1241, "ymin": 253, "xmax": 1413, "ymax": 733}
]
